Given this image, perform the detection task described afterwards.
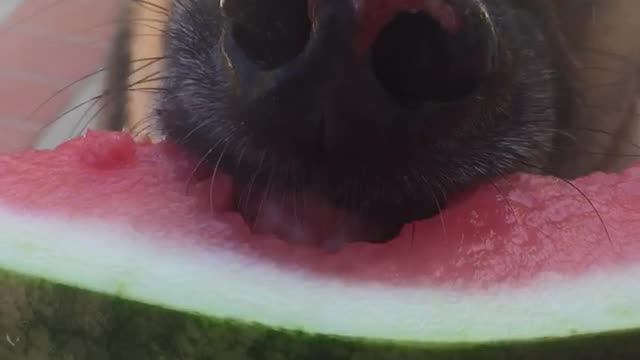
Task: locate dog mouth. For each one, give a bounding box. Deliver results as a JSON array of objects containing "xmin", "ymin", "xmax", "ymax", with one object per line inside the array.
[
  {"xmin": 236, "ymin": 187, "xmax": 385, "ymax": 252},
  {"xmin": 177, "ymin": 0, "xmax": 506, "ymax": 248}
]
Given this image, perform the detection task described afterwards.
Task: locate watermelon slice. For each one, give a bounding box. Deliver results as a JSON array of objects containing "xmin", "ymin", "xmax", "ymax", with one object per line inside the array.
[{"xmin": 1, "ymin": 131, "xmax": 639, "ymax": 359}]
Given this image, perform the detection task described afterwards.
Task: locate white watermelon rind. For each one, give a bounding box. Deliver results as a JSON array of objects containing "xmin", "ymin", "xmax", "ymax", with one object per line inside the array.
[{"xmin": 1, "ymin": 206, "xmax": 640, "ymax": 359}]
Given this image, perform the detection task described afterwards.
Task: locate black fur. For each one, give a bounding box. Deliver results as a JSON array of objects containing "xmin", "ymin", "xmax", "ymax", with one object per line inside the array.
[{"xmin": 154, "ymin": 0, "xmax": 574, "ymax": 242}]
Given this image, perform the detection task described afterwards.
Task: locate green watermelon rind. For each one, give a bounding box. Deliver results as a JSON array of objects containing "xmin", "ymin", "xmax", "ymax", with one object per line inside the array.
[{"xmin": 2, "ymin": 269, "xmax": 640, "ymax": 360}]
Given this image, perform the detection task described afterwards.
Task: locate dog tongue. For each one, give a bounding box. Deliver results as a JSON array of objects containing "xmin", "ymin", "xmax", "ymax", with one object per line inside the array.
[{"xmin": 241, "ymin": 189, "xmax": 377, "ymax": 251}]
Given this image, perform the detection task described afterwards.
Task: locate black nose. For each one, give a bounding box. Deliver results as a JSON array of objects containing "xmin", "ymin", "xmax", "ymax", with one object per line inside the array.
[
  {"xmin": 218, "ymin": 0, "xmax": 496, "ymax": 158},
  {"xmin": 372, "ymin": 10, "xmax": 476, "ymax": 104},
  {"xmin": 220, "ymin": 0, "xmax": 313, "ymax": 70}
]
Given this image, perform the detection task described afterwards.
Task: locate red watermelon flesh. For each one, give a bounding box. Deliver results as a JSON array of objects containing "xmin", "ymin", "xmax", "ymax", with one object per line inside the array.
[{"xmin": 0, "ymin": 130, "xmax": 638, "ymax": 291}]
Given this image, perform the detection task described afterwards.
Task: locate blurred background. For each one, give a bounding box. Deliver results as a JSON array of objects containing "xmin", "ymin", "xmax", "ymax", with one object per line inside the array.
[{"xmin": 0, "ymin": 0, "xmax": 118, "ymax": 153}]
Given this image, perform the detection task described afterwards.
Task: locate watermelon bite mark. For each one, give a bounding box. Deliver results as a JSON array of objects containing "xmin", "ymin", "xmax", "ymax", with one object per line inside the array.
[
  {"xmin": 1, "ymin": 131, "xmax": 640, "ymax": 347},
  {"xmin": 1, "ymin": 131, "xmax": 639, "ymax": 288}
]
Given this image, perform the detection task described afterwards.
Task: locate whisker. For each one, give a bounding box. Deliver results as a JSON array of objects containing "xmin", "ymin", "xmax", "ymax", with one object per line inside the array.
[
  {"xmin": 185, "ymin": 130, "xmax": 237, "ymax": 194},
  {"xmin": 60, "ymin": 16, "xmax": 169, "ymax": 38},
  {"xmin": 553, "ymin": 149, "xmax": 640, "ymax": 159},
  {"xmin": 410, "ymin": 222, "xmax": 416, "ymax": 252},
  {"xmin": 572, "ymin": 45, "xmax": 640, "ymax": 67},
  {"xmin": 126, "ymin": 71, "xmax": 166, "ymax": 89},
  {"xmin": 26, "ymin": 68, "xmax": 107, "ymax": 122},
  {"xmin": 40, "ymin": 94, "xmax": 105, "ymax": 132},
  {"xmin": 131, "ymin": 120, "xmax": 156, "ymax": 138},
  {"xmin": 128, "ymin": 17, "xmax": 170, "ymax": 26},
  {"xmin": 255, "ymin": 164, "xmax": 275, "ymax": 231},
  {"xmin": 489, "ymin": 179, "xmax": 560, "ymax": 253},
  {"xmin": 122, "ymin": 87, "xmax": 168, "ymax": 94},
  {"xmin": 210, "ymin": 141, "xmax": 232, "ymax": 213},
  {"xmin": 578, "ymin": 103, "xmax": 640, "ymax": 117},
  {"xmin": 566, "ymin": 127, "xmax": 640, "ymax": 150},
  {"xmin": 30, "ymin": 56, "xmax": 166, "ymax": 133},
  {"xmin": 128, "ymin": 22, "xmax": 167, "ymax": 34},
  {"xmin": 133, "ymin": 0, "xmax": 170, "ymax": 15},
  {"xmin": 432, "ymin": 190, "xmax": 447, "ymax": 242},
  {"xmin": 241, "ymin": 150, "xmax": 266, "ymax": 224},
  {"xmin": 70, "ymin": 97, "xmax": 107, "ymax": 137},
  {"xmin": 519, "ymin": 161, "xmax": 619, "ymax": 254},
  {"xmin": 176, "ymin": 121, "xmax": 209, "ymax": 145}
]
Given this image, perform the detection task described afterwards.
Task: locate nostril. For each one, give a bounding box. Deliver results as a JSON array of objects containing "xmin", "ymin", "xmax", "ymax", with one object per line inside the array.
[
  {"xmin": 371, "ymin": 11, "xmax": 487, "ymax": 105},
  {"xmin": 224, "ymin": 0, "xmax": 312, "ymax": 70}
]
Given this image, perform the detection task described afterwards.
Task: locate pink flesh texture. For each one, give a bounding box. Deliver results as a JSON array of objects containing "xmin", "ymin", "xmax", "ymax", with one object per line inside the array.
[{"xmin": 1, "ymin": 131, "xmax": 640, "ymax": 290}]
